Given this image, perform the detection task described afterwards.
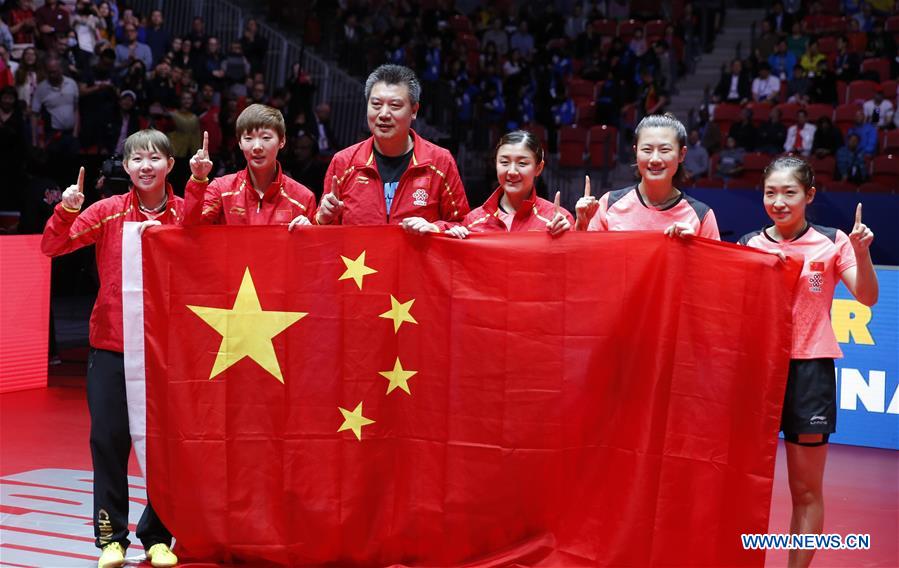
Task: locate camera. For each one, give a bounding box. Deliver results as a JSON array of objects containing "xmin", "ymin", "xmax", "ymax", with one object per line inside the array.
[{"xmin": 100, "ymin": 154, "xmax": 130, "ymax": 196}]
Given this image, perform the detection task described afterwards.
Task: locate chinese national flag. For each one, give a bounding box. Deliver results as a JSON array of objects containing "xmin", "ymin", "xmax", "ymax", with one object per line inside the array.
[{"xmin": 122, "ymin": 226, "xmax": 800, "ymax": 566}]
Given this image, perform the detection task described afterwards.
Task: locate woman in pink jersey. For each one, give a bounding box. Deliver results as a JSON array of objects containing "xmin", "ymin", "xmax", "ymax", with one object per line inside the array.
[
  {"xmin": 444, "ymin": 130, "xmax": 572, "ymax": 237},
  {"xmin": 574, "ymin": 114, "xmax": 720, "ymax": 239},
  {"xmin": 739, "ymin": 156, "xmax": 878, "ymax": 568}
]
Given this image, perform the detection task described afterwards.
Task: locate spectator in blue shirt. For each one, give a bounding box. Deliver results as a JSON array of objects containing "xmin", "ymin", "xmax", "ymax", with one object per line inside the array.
[
  {"xmin": 768, "ymin": 40, "xmax": 797, "ymax": 80},
  {"xmin": 836, "ymin": 133, "xmax": 868, "ymax": 182},
  {"xmin": 847, "ymin": 108, "xmax": 878, "ymax": 156}
]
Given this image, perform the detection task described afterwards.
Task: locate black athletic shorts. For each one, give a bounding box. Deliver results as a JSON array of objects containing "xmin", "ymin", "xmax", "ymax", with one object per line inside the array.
[{"xmin": 781, "ymin": 358, "xmax": 837, "ymax": 439}]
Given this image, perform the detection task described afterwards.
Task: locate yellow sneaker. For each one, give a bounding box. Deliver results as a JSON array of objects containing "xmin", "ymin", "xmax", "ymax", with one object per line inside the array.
[
  {"xmin": 97, "ymin": 542, "xmax": 125, "ymax": 568},
  {"xmin": 146, "ymin": 543, "xmax": 178, "ymax": 567}
]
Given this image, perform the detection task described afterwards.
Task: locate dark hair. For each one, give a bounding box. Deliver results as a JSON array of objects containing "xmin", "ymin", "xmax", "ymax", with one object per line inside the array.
[
  {"xmin": 494, "ymin": 130, "xmax": 544, "ymax": 164},
  {"xmin": 364, "ymin": 64, "xmax": 421, "ymax": 105},
  {"xmin": 634, "ymin": 113, "xmax": 687, "ymax": 149},
  {"xmin": 762, "ymin": 156, "xmax": 815, "ymax": 193}
]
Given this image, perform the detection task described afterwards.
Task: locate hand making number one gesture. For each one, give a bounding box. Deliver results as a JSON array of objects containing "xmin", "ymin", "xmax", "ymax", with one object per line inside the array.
[
  {"xmin": 190, "ymin": 131, "xmax": 213, "ymax": 181},
  {"xmin": 546, "ymin": 190, "xmax": 571, "ymax": 236},
  {"xmin": 315, "ymin": 175, "xmax": 345, "ymax": 225},
  {"xmin": 574, "ymin": 175, "xmax": 597, "ymax": 231},
  {"xmin": 61, "ymin": 166, "xmax": 86, "ymax": 212},
  {"xmin": 848, "ymin": 203, "xmax": 874, "ymax": 254}
]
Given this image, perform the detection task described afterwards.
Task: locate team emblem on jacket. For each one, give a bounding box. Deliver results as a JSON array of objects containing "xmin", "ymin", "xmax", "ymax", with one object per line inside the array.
[{"xmin": 412, "ymin": 189, "xmax": 429, "ymax": 207}]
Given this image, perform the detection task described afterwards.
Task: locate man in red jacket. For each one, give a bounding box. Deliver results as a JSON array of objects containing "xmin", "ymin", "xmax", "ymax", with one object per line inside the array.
[
  {"xmin": 183, "ymin": 103, "xmax": 316, "ymax": 229},
  {"xmin": 41, "ymin": 130, "xmax": 180, "ymax": 568},
  {"xmin": 315, "ymin": 64, "xmax": 469, "ymax": 231}
]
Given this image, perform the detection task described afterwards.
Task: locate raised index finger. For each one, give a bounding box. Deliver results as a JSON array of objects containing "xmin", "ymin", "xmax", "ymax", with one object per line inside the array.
[
  {"xmin": 553, "ymin": 191, "xmax": 561, "ymax": 215},
  {"xmin": 202, "ymin": 131, "xmax": 209, "ymax": 155},
  {"xmin": 584, "ymin": 175, "xmax": 591, "ymax": 197},
  {"xmin": 331, "ymin": 175, "xmax": 339, "ymax": 197},
  {"xmin": 854, "ymin": 202, "xmax": 862, "ymax": 227},
  {"xmin": 76, "ymin": 166, "xmax": 85, "ymax": 193}
]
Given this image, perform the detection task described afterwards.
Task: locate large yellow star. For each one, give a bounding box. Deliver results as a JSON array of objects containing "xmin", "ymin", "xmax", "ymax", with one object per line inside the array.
[
  {"xmin": 338, "ymin": 251, "xmax": 377, "ymax": 290},
  {"xmin": 379, "ymin": 295, "xmax": 418, "ymax": 333},
  {"xmin": 379, "ymin": 357, "xmax": 418, "ymax": 395},
  {"xmin": 337, "ymin": 401, "xmax": 375, "ymax": 441},
  {"xmin": 187, "ymin": 268, "xmax": 307, "ymax": 383}
]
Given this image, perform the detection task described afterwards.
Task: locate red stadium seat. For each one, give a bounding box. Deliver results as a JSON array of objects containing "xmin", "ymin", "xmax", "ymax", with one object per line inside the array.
[
  {"xmin": 860, "ymin": 58, "xmax": 890, "ymax": 82},
  {"xmin": 884, "ymin": 80, "xmax": 898, "ymax": 100},
  {"xmin": 645, "ymin": 20, "xmax": 666, "ymax": 38},
  {"xmin": 886, "ymin": 15, "xmax": 899, "ymax": 33},
  {"xmin": 748, "ymin": 103, "xmax": 771, "ymax": 126},
  {"xmin": 819, "ymin": 0, "xmax": 841, "ymax": 15},
  {"xmin": 846, "ymin": 80, "xmax": 880, "ymax": 103},
  {"xmin": 589, "ymin": 125, "xmax": 618, "ymax": 168},
  {"xmin": 805, "ymin": 104, "xmax": 834, "ymax": 124},
  {"xmin": 870, "ymin": 154, "xmax": 899, "ymax": 186},
  {"xmin": 713, "ymin": 103, "xmax": 742, "ymax": 133},
  {"xmin": 592, "ymin": 19, "xmax": 617, "ymax": 36},
  {"xmin": 882, "ymin": 130, "xmax": 899, "ymax": 154},
  {"xmin": 817, "ymin": 35, "xmax": 838, "ymax": 55},
  {"xmin": 576, "ymin": 102, "xmax": 596, "ymax": 127},
  {"xmin": 567, "ymin": 78, "xmax": 596, "ymax": 104},
  {"xmin": 740, "ymin": 152, "xmax": 772, "ymax": 187},
  {"xmin": 773, "ymin": 102, "xmax": 801, "ymax": 126},
  {"xmin": 809, "ymin": 156, "xmax": 837, "ymax": 184},
  {"xmin": 834, "ymin": 103, "xmax": 862, "ymax": 136},
  {"xmin": 558, "ymin": 126, "xmax": 589, "ymax": 168},
  {"xmin": 450, "ymin": 14, "xmax": 472, "ymax": 34}
]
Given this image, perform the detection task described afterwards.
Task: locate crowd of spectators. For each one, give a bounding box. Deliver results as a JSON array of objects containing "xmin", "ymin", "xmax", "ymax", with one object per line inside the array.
[
  {"xmin": 686, "ymin": 0, "xmax": 899, "ymax": 190},
  {"xmin": 0, "ymin": 0, "xmax": 334, "ymax": 234},
  {"xmin": 329, "ymin": 0, "xmax": 720, "ymax": 156}
]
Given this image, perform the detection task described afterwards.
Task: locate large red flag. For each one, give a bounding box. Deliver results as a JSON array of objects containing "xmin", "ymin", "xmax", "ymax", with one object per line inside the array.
[{"xmin": 123, "ymin": 226, "xmax": 800, "ymax": 566}]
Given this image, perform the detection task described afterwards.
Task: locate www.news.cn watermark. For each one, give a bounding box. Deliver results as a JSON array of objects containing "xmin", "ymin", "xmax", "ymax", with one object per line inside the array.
[{"xmin": 742, "ymin": 534, "xmax": 871, "ymax": 550}]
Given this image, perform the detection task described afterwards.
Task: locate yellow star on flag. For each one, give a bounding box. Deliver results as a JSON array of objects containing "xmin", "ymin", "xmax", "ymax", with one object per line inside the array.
[
  {"xmin": 379, "ymin": 295, "xmax": 418, "ymax": 333},
  {"xmin": 379, "ymin": 357, "xmax": 418, "ymax": 395},
  {"xmin": 187, "ymin": 267, "xmax": 307, "ymax": 383},
  {"xmin": 337, "ymin": 401, "xmax": 375, "ymax": 441},
  {"xmin": 338, "ymin": 250, "xmax": 377, "ymax": 290}
]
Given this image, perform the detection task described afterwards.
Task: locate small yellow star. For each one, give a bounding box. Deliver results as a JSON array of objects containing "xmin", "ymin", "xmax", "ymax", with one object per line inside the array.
[
  {"xmin": 337, "ymin": 401, "xmax": 375, "ymax": 441},
  {"xmin": 338, "ymin": 251, "xmax": 377, "ymax": 290},
  {"xmin": 379, "ymin": 357, "xmax": 418, "ymax": 395},
  {"xmin": 187, "ymin": 268, "xmax": 307, "ymax": 383},
  {"xmin": 379, "ymin": 295, "xmax": 418, "ymax": 333}
]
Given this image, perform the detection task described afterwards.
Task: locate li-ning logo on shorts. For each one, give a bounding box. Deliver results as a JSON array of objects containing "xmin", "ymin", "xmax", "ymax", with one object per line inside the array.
[
  {"xmin": 412, "ymin": 189, "xmax": 429, "ymax": 207},
  {"xmin": 807, "ymin": 260, "xmax": 824, "ymax": 293},
  {"xmin": 809, "ymin": 415, "xmax": 828, "ymax": 425}
]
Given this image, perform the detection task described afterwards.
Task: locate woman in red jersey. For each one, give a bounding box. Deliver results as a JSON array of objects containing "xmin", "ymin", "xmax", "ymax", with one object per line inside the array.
[
  {"xmin": 440, "ymin": 129, "xmax": 572, "ymax": 238},
  {"xmin": 739, "ymin": 156, "xmax": 878, "ymax": 568}
]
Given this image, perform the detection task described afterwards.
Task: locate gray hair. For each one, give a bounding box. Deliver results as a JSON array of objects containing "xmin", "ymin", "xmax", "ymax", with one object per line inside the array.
[{"xmin": 364, "ymin": 64, "xmax": 421, "ymax": 105}]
